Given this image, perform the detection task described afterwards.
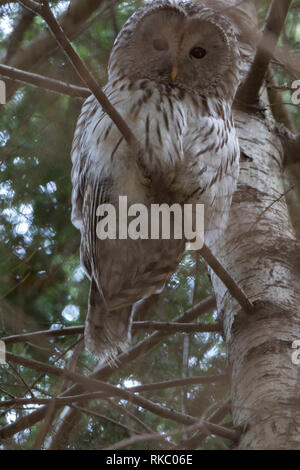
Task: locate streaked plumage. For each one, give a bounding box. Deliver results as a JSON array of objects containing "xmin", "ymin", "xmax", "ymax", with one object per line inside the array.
[{"xmin": 71, "ymin": 0, "xmax": 241, "ymax": 362}]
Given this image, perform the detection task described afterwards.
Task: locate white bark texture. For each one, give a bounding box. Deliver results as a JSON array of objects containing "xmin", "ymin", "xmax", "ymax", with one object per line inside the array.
[{"xmin": 210, "ymin": 110, "xmax": 300, "ymax": 449}]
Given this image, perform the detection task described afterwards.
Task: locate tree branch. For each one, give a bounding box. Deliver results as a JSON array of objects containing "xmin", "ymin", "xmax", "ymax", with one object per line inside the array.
[
  {"xmin": 0, "ymin": 376, "xmax": 228, "ymax": 407},
  {"xmin": 103, "ymin": 417, "xmax": 237, "ymax": 450},
  {"xmin": 105, "ymin": 397, "xmax": 156, "ymax": 434},
  {"xmin": 5, "ymin": 0, "xmax": 109, "ymax": 99},
  {"xmin": 0, "ymin": 393, "xmax": 107, "ymax": 408},
  {"xmin": 200, "ymin": 244, "xmax": 253, "ymax": 314},
  {"xmin": 265, "ymin": 68, "xmax": 296, "ymax": 133},
  {"xmin": 0, "ymin": 296, "xmax": 216, "ymax": 440},
  {"xmin": 236, "ymin": 0, "xmax": 293, "ymax": 107},
  {"xmin": 133, "ymin": 320, "xmax": 221, "ymax": 333},
  {"xmin": 2, "ymin": 351, "xmax": 205, "ymax": 428},
  {"xmin": 129, "ymin": 374, "xmax": 228, "ymax": 393},
  {"xmin": 4, "ymin": 9, "xmax": 35, "ymax": 63},
  {"xmin": 2, "ymin": 319, "xmax": 219, "ymax": 346},
  {"xmin": 17, "ymin": 0, "xmax": 140, "ymax": 152},
  {"xmin": 18, "ymin": 0, "xmax": 41, "ymax": 11},
  {"xmin": 2, "ymin": 326, "xmax": 84, "ymax": 344},
  {"xmin": 0, "ymin": 63, "xmax": 90, "ymax": 98},
  {"xmin": 175, "ymin": 399, "xmax": 232, "ymax": 449},
  {"xmin": 31, "ymin": 397, "xmax": 57, "ymax": 450},
  {"xmin": 73, "ymin": 404, "xmax": 140, "ymax": 437}
]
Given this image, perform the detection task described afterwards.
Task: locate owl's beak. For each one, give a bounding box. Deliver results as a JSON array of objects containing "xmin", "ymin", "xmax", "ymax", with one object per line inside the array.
[{"xmin": 170, "ymin": 65, "xmax": 178, "ymax": 83}]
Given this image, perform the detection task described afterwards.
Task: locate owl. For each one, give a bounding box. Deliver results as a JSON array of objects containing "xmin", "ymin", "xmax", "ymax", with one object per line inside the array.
[{"xmin": 71, "ymin": 0, "xmax": 241, "ymax": 363}]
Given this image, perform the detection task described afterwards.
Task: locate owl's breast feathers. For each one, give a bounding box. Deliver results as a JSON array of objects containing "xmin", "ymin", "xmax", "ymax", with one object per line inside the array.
[{"xmin": 71, "ymin": 78, "xmax": 239, "ymax": 238}]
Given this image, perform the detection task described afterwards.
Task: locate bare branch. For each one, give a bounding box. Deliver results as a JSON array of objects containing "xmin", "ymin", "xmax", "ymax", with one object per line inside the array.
[
  {"xmin": 4, "ymin": 9, "xmax": 35, "ymax": 63},
  {"xmin": 0, "ymin": 376, "xmax": 227, "ymax": 408},
  {"xmin": 175, "ymin": 399, "xmax": 232, "ymax": 450},
  {"xmin": 237, "ymin": 0, "xmax": 293, "ymax": 107},
  {"xmin": 104, "ymin": 417, "xmax": 237, "ymax": 450},
  {"xmin": 0, "ymin": 393, "xmax": 107, "ymax": 408},
  {"xmin": 105, "ymin": 398, "xmax": 155, "ymax": 434},
  {"xmin": 133, "ymin": 320, "xmax": 221, "ymax": 333},
  {"xmin": 7, "ymin": 361, "xmax": 35, "ymax": 399},
  {"xmin": 18, "ymin": 0, "xmax": 41, "ymax": 12},
  {"xmin": 5, "ymin": 0, "xmax": 111, "ymax": 99},
  {"xmin": 200, "ymin": 244, "xmax": 253, "ymax": 314},
  {"xmin": 17, "ymin": 0, "xmax": 140, "ymax": 153},
  {"xmin": 0, "ymin": 295, "xmax": 216, "ymax": 439},
  {"xmin": 2, "ymin": 326, "xmax": 84, "ymax": 345},
  {"xmin": 129, "ymin": 375, "xmax": 228, "ymax": 393},
  {"xmin": 31, "ymin": 398, "xmax": 57, "ymax": 450},
  {"xmin": 3, "ymin": 351, "xmax": 204, "ymax": 427},
  {"xmin": 2, "ymin": 319, "xmax": 219, "ymax": 347},
  {"xmin": 73, "ymin": 404, "xmax": 140, "ymax": 436},
  {"xmin": 0, "ymin": 64, "xmax": 90, "ymax": 98},
  {"xmin": 265, "ymin": 68, "xmax": 296, "ymax": 132}
]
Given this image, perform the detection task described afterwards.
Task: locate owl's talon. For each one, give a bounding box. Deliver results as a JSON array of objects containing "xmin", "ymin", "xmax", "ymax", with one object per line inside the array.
[
  {"xmin": 170, "ymin": 183, "xmax": 182, "ymax": 191},
  {"xmin": 139, "ymin": 176, "xmax": 152, "ymax": 187},
  {"xmin": 166, "ymin": 171, "xmax": 176, "ymax": 184}
]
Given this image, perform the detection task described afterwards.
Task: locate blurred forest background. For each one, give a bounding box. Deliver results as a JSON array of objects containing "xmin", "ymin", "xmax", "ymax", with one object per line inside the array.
[{"xmin": 0, "ymin": 0, "xmax": 299, "ymax": 450}]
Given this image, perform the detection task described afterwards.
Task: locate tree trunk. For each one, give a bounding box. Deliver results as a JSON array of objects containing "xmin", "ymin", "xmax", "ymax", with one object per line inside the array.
[{"xmin": 210, "ymin": 109, "xmax": 300, "ymax": 449}]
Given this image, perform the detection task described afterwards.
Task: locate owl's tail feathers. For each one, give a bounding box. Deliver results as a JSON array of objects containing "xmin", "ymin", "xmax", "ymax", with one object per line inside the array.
[{"xmin": 84, "ymin": 279, "xmax": 133, "ymax": 366}]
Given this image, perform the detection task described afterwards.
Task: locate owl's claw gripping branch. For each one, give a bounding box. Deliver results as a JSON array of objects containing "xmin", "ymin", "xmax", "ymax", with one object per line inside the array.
[
  {"xmin": 139, "ymin": 176, "xmax": 152, "ymax": 187},
  {"xmin": 169, "ymin": 183, "xmax": 183, "ymax": 192},
  {"xmin": 166, "ymin": 171, "xmax": 176, "ymax": 184}
]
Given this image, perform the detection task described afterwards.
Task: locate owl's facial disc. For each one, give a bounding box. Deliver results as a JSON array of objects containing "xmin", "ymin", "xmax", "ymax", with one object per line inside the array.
[{"xmin": 127, "ymin": 9, "xmax": 232, "ymax": 93}]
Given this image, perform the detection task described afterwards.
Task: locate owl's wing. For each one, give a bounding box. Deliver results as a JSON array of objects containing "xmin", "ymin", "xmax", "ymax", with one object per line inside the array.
[
  {"xmin": 70, "ymin": 95, "xmax": 113, "ymax": 279},
  {"xmin": 71, "ymin": 96, "xmax": 135, "ymax": 360},
  {"xmin": 80, "ymin": 176, "xmax": 113, "ymax": 281}
]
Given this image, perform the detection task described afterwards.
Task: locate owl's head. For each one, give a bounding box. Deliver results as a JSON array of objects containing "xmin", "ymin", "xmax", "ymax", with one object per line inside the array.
[{"xmin": 108, "ymin": 0, "xmax": 241, "ymax": 99}]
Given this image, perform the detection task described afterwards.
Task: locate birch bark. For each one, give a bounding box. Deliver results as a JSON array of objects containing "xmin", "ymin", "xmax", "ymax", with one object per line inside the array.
[{"xmin": 210, "ymin": 96, "xmax": 300, "ymax": 450}]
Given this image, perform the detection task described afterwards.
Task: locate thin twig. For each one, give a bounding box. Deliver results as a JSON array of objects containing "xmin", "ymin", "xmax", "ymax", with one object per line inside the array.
[
  {"xmin": 0, "ymin": 296, "xmax": 216, "ymax": 440},
  {"xmin": 105, "ymin": 398, "xmax": 155, "ymax": 434},
  {"xmin": 0, "ymin": 393, "xmax": 107, "ymax": 408},
  {"xmin": 3, "ymin": 351, "xmax": 204, "ymax": 427},
  {"xmin": 129, "ymin": 375, "xmax": 228, "ymax": 393},
  {"xmin": 4, "ymin": 9, "xmax": 35, "ymax": 63},
  {"xmin": 18, "ymin": 0, "xmax": 140, "ymax": 152},
  {"xmin": 0, "ymin": 375, "xmax": 228, "ymax": 407},
  {"xmin": 200, "ymin": 244, "xmax": 253, "ymax": 314},
  {"xmin": 2, "ymin": 316, "xmax": 219, "ymax": 346},
  {"xmin": 31, "ymin": 398, "xmax": 57, "ymax": 450},
  {"xmin": 133, "ymin": 320, "xmax": 221, "ymax": 333},
  {"xmin": 104, "ymin": 417, "xmax": 237, "ymax": 450},
  {"xmin": 2, "ymin": 326, "xmax": 84, "ymax": 344},
  {"xmin": 266, "ymin": 68, "xmax": 296, "ymax": 132},
  {"xmin": 7, "ymin": 361, "xmax": 35, "ymax": 399},
  {"xmin": 73, "ymin": 404, "xmax": 140, "ymax": 436},
  {"xmin": 0, "ymin": 63, "xmax": 90, "ymax": 98},
  {"xmin": 237, "ymin": 0, "xmax": 293, "ymax": 107},
  {"xmin": 175, "ymin": 399, "xmax": 232, "ymax": 450}
]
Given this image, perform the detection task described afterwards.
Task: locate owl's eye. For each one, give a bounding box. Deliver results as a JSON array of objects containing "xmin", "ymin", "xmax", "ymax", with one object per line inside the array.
[
  {"xmin": 190, "ymin": 47, "xmax": 207, "ymax": 59},
  {"xmin": 153, "ymin": 38, "xmax": 169, "ymax": 51}
]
